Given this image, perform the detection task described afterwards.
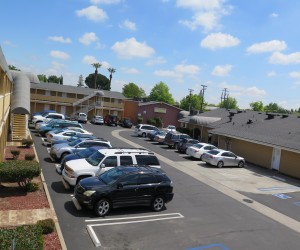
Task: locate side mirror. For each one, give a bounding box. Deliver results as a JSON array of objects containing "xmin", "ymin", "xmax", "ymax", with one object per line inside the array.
[
  {"xmin": 100, "ymin": 163, "xmax": 105, "ymax": 168},
  {"xmin": 117, "ymin": 183, "xmax": 123, "ymax": 189}
]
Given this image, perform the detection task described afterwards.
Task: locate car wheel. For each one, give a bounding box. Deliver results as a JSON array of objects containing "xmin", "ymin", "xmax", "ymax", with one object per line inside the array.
[
  {"xmin": 199, "ymin": 155, "xmax": 203, "ymax": 161},
  {"xmin": 142, "ymin": 132, "xmax": 146, "ymax": 137},
  {"xmin": 238, "ymin": 161, "xmax": 244, "ymax": 168},
  {"xmin": 174, "ymin": 143, "xmax": 178, "ymax": 150},
  {"xmin": 152, "ymin": 196, "xmax": 165, "ymax": 212},
  {"xmin": 94, "ymin": 199, "xmax": 111, "ymax": 217},
  {"xmin": 217, "ymin": 161, "xmax": 224, "ymax": 168}
]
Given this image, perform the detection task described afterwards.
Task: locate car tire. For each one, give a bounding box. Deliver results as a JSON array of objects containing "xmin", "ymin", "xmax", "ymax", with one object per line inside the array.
[
  {"xmin": 174, "ymin": 143, "xmax": 178, "ymax": 150},
  {"xmin": 152, "ymin": 196, "xmax": 165, "ymax": 212},
  {"xmin": 94, "ymin": 199, "xmax": 111, "ymax": 217},
  {"xmin": 142, "ymin": 132, "xmax": 146, "ymax": 137},
  {"xmin": 217, "ymin": 161, "xmax": 224, "ymax": 168},
  {"xmin": 238, "ymin": 161, "xmax": 244, "ymax": 168}
]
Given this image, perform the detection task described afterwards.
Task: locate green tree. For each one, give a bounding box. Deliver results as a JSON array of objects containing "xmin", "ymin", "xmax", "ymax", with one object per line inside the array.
[
  {"xmin": 38, "ymin": 74, "xmax": 47, "ymax": 82},
  {"xmin": 148, "ymin": 81, "xmax": 175, "ymax": 104},
  {"xmin": 8, "ymin": 65, "xmax": 21, "ymax": 71},
  {"xmin": 250, "ymin": 101, "xmax": 264, "ymax": 111},
  {"xmin": 122, "ymin": 82, "xmax": 146, "ymax": 98},
  {"xmin": 85, "ymin": 73, "xmax": 110, "ymax": 90},
  {"xmin": 59, "ymin": 75, "xmax": 63, "ymax": 85},
  {"xmin": 108, "ymin": 68, "xmax": 116, "ymax": 88},
  {"xmin": 219, "ymin": 97, "xmax": 238, "ymax": 109},
  {"xmin": 264, "ymin": 102, "xmax": 287, "ymax": 113},
  {"xmin": 179, "ymin": 94, "xmax": 203, "ymax": 111},
  {"xmin": 48, "ymin": 75, "xmax": 61, "ymax": 84},
  {"xmin": 91, "ymin": 62, "xmax": 102, "ymax": 89}
]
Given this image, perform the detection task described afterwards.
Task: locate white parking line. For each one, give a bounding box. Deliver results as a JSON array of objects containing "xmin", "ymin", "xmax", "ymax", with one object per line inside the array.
[{"xmin": 86, "ymin": 213, "xmax": 184, "ymax": 247}]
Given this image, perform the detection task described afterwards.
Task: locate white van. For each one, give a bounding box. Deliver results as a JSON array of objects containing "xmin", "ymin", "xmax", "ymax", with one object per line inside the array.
[
  {"xmin": 62, "ymin": 148, "xmax": 161, "ymax": 187},
  {"xmin": 74, "ymin": 112, "xmax": 87, "ymax": 123}
]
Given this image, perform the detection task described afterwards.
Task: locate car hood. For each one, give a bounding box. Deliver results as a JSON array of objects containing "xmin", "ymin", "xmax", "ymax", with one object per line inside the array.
[
  {"xmin": 79, "ymin": 176, "xmax": 107, "ymax": 190},
  {"xmin": 66, "ymin": 158, "xmax": 91, "ymax": 171},
  {"xmin": 52, "ymin": 143, "xmax": 70, "ymax": 150}
]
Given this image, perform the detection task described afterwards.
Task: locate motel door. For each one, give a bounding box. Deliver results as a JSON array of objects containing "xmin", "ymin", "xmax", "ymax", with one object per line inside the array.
[{"xmin": 271, "ymin": 147, "xmax": 281, "ymax": 171}]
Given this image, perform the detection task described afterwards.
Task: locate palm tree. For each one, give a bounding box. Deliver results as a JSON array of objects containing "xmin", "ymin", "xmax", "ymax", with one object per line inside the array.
[
  {"xmin": 91, "ymin": 63, "xmax": 102, "ymax": 89},
  {"xmin": 108, "ymin": 68, "xmax": 116, "ymax": 87}
]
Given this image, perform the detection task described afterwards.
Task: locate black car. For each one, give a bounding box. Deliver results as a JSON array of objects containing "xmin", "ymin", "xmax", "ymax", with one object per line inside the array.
[
  {"xmin": 164, "ymin": 131, "xmax": 191, "ymax": 149},
  {"xmin": 104, "ymin": 115, "xmax": 118, "ymax": 126},
  {"xmin": 177, "ymin": 138, "xmax": 200, "ymax": 153},
  {"xmin": 119, "ymin": 118, "xmax": 133, "ymax": 128},
  {"xmin": 73, "ymin": 165, "xmax": 174, "ymax": 217}
]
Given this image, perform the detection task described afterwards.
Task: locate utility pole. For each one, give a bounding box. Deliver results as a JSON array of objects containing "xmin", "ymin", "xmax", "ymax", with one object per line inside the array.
[
  {"xmin": 200, "ymin": 84, "xmax": 207, "ymax": 112},
  {"xmin": 221, "ymin": 88, "xmax": 229, "ymax": 107},
  {"xmin": 188, "ymin": 88, "xmax": 194, "ymax": 114}
]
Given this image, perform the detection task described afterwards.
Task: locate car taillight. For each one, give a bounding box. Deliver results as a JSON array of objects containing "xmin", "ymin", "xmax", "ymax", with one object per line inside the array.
[
  {"xmin": 209, "ymin": 155, "xmax": 213, "ymax": 159},
  {"xmin": 194, "ymin": 149, "xmax": 199, "ymax": 152},
  {"xmin": 49, "ymin": 135, "xmax": 53, "ymax": 138}
]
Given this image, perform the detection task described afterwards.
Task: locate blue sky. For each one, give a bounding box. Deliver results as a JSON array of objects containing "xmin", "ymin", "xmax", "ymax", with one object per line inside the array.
[{"xmin": 1, "ymin": 0, "xmax": 300, "ymax": 109}]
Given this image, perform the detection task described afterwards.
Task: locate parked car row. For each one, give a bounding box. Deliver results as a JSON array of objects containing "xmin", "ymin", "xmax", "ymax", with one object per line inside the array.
[{"xmin": 31, "ymin": 119, "xmax": 174, "ymax": 217}]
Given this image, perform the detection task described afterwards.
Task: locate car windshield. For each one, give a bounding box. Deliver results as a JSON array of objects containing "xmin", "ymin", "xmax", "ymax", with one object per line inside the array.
[
  {"xmin": 77, "ymin": 148, "xmax": 94, "ymax": 158},
  {"xmin": 98, "ymin": 167, "xmax": 125, "ymax": 185},
  {"xmin": 68, "ymin": 139, "xmax": 81, "ymax": 146},
  {"xmin": 194, "ymin": 144, "xmax": 205, "ymax": 149},
  {"xmin": 86, "ymin": 151, "xmax": 105, "ymax": 166}
]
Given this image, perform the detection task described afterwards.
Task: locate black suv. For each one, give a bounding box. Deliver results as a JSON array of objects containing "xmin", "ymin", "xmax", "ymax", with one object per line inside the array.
[
  {"xmin": 164, "ymin": 131, "xmax": 191, "ymax": 149},
  {"xmin": 73, "ymin": 165, "xmax": 174, "ymax": 217},
  {"xmin": 119, "ymin": 118, "xmax": 133, "ymax": 128},
  {"xmin": 104, "ymin": 115, "xmax": 118, "ymax": 126}
]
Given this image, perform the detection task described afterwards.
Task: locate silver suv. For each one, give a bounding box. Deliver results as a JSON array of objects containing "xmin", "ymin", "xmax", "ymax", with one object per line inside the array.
[
  {"xmin": 49, "ymin": 138, "xmax": 112, "ymax": 162},
  {"xmin": 134, "ymin": 124, "xmax": 160, "ymax": 137}
]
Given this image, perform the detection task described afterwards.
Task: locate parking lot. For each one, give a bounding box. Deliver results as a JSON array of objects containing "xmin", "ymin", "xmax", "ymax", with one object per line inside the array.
[{"xmin": 30, "ymin": 123, "xmax": 300, "ymax": 249}]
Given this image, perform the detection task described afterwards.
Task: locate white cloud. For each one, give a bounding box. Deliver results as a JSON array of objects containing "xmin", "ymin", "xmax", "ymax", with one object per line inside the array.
[
  {"xmin": 212, "ymin": 64, "xmax": 232, "ymax": 76},
  {"xmin": 174, "ymin": 64, "xmax": 200, "ymax": 74},
  {"xmin": 48, "ymin": 36, "xmax": 72, "ymax": 44},
  {"xmin": 3, "ymin": 40, "xmax": 16, "ymax": 47},
  {"xmin": 120, "ymin": 19, "xmax": 137, "ymax": 31},
  {"xmin": 90, "ymin": 0, "xmax": 120, "ymax": 4},
  {"xmin": 50, "ymin": 50, "xmax": 70, "ymax": 60},
  {"xmin": 76, "ymin": 6, "xmax": 107, "ymax": 22},
  {"xmin": 79, "ymin": 32, "xmax": 98, "ymax": 45},
  {"xmin": 121, "ymin": 67, "xmax": 139, "ymax": 74},
  {"xmin": 246, "ymin": 40, "xmax": 286, "ymax": 54},
  {"xmin": 145, "ymin": 57, "xmax": 167, "ymax": 66},
  {"xmin": 176, "ymin": 0, "xmax": 224, "ymax": 10},
  {"xmin": 179, "ymin": 12, "xmax": 219, "ymax": 32},
  {"xmin": 245, "ymin": 86, "xmax": 266, "ymax": 96},
  {"xmin": 154, "ymin": 70, "xmax": 182, "ymax": 78},
  {"xmin": 111, "ymin": 37, "xmax": 155, "ymax": 59},
  {"xmin": 270, "ymin": 12, "xmax": 279, "ymax": 18},
  {"xmin": 82, "ymin": 55, "xmax": 98, "ymax": 65},
  {"xmin": 269, "ymin": 51, "xmax": 300, "ymax": 64},
  {"xmin": 289, "ymin": 71, "xmax": 300, "ymax": 78},
  {"xmin": 201, "ymin": 32, "xmax": 240, "ymax": 50},
  {"xmin": 267, "ymin": 71, "xmax": 277, "ymax": 77}
]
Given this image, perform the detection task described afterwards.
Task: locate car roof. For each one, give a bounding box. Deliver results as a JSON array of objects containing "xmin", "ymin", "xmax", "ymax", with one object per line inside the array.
[
  {"xmin": 97, "ymin": 148, "xmax": 154, "ymax": 155},
  {"xmin": 114, "ymin": 165, "xmax": 163, "ymax": 174}
]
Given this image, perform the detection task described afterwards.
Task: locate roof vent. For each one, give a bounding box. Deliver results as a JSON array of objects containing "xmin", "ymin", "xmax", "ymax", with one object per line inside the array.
[
  {"xmin": 281, "ymin": 114, "xmax": 289, "ymax": 118},
  {"xmin": 266, "ymin": 112, "xmax": 275, "ymax": 119},
  {"xmin": 237, "ymin": 110, "xmax": 243, "ymax": 113},
  {"xmin": 229, "ymin": 111, "xmax": 235, "ymax": 117},
  {"xmin": 247, "ymin": 119, "xmax": 253, "ymax": 124}
]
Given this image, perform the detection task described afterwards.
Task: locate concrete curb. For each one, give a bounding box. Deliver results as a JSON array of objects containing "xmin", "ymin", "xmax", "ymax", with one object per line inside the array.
[{"xmin": 31, "ymin": 134, "xmax": 67, "ymax": 250}]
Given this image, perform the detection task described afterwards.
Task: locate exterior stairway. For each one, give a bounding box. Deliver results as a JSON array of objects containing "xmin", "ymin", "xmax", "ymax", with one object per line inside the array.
[{"xmin": 11, "ymin": 114, "xmax": 27, "ymax": 141}]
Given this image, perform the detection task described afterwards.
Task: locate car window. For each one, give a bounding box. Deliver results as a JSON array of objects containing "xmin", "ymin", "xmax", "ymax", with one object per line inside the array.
[
  {"xmin": 86, "ymin": 151, "xmax": 105, "ymax": 166},
  {"xmin": 136, "ymin": 155, "xmax": 160, "ymax": 166},
  {"xmin": 77, "ymin": 148, "xmax": 94, "ymax": 158},
  {"xmin": 120, "ymin": 156, "xmax": 133, "ymax": 165},
  {"xmin": 138, "ymin": 174, "xmax": 158, "ymax": 184},
  {"xmin": 102, "ymin": 156, "xmax": 118, "ymax": 167},
  {"xmin": 119, "ymin": 174, "xmax": 139, "ymax": 186}
]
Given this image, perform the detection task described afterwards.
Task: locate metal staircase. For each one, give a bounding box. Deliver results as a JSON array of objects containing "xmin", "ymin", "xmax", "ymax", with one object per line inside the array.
[{"xmin": 72, "ymin": 90, "xmax": 104, "ymax": 107}]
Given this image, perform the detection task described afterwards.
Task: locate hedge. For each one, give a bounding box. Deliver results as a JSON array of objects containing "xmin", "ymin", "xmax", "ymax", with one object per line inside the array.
[{"xmin": 0, "ymin": 161, "xmax": 41, "ymax": 188}]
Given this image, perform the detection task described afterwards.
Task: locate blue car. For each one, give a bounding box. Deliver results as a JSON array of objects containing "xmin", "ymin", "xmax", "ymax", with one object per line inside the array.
[
  {"xmin": 51, "ymin": 133, "xmax": 97, "ymax": 145},
  {"xmin": 58, "ymin": 146, "xmax": 104, "ymax": 174}
]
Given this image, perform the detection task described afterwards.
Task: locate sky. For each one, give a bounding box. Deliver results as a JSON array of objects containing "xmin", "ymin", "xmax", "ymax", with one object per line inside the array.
[{"xmin": 1, "ymin": 0, "xmax": 300, "ymax": 110}]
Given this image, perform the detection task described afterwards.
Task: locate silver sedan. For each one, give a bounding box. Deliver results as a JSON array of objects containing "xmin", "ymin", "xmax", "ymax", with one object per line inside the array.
[{"xmin": 202, "ymin": 149, "xmax": 245, "ymax": 168}]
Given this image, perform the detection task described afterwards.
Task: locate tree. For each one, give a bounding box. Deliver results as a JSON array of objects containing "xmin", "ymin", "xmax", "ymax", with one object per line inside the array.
[
  {"xmin": 8, "ymin": 65, "xmax": 20, "ymax": 71},
  {"xmin": 59, "ymin": 75, "xmax": 63, "ymax": 85},
  {"xmin": 122, "ymin": 82, "xmax": 146, "ymax": 98},
  {"xmin": 179, "ymin": 94, "xmax": 203, "ymax": 111},
  {"xmin": 48, "ymin": 75, "xmax": 61, "ymax": 84},
  {"xmin": 219, "ymin": 97, "xmax": 238, "ymax": 109},
  {"xmin": 77, "ymin": 75, "xmax": 84, "ymax": 87},
  {"xmin": 250, "ymin": 101, "xmax": 264, "ymax": 111},
  {"xmin": 85, "ymin": 73, "xmax": 110, "ymax": 90},
  {"xmin": 38, "ymin": 74, "xmax": 47, "ymax": 82},
  {"xmin": 108, "ymin": 68, "xmax": 116, "ymax": 88},
  {"xmin": 91, "ymin": 63, "xmax": 102, "ymax": 89},
  {"xmin": 148, "ymin": 81, "xmax": 175, "ymax": 104},
  {"xmin": 264, "ymin": 102, "xmax": 287, "ymax": 113}
]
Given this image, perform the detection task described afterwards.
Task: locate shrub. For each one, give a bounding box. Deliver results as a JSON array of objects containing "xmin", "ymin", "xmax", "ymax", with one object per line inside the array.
[
  {"xmin": 137, "ymin": 116, "xmax": 143, "ymax": 124},
  {"xmin": 25, "ymin": 153, "xmax": 35, "ymax": 161},
  {"xmin": 37, "ymin": 218, "xmax": 55, "ymax": 234},
  {"xmin": 22, "ymin": 138, "xmax": 34, "ymax": 148},
  {"xmin": 0, "ymin": 161, "xmax": 41, "ymax": 189},
  {"xmin": 26, "ymin": 182, "xmax": 39, "ymax": 192},
  {"xmin": 147, "ymin": 118, "xmax": 156, "ymax": 125},
  {"xmin": 154, "ymin": 117, "xmax": 163, "ymax": 127},
  {"xmin": 177, "ymin": 127, "xmax": 190, "ymax": 135},
  {"xmin": 10, "ymin": 150, "xmax": 20, "ymax": 160}
]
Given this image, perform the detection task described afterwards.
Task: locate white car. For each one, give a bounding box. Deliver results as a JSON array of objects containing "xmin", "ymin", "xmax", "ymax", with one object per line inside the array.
[
  {"xmin": 32, "ymin": 113, "xmax": 65, "ymax": 125},
  {"xmin": 91, "ymin": 115, "xmax": 104, "ymax": 125},
  {"xmin": 186, "ymin": 143, "xmax": 218, "ymax": 160},
  {"xmin": 46, "ymin": 128, "xmax": 92, "ymax": 143},
  {"xmin": 165, "ymin": 125, "xmax": 176, "ymax": 132},
  {"xmin": 202, "ymin": 149, "xmax": 245, "ymax": 168}
]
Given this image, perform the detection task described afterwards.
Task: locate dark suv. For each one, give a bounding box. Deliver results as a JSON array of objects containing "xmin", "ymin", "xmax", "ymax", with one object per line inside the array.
[
  {"xmin": 73, "ymin": 165, "xmax": 174, "ymax": 217},
  {"xmin": 104, "ymin": 115, "xmax": 118, "ymax": 126},
  {"xmin": 164, "ymin": 131, "xmax": 191, "ymax": 149},
  {"xmin": 119, "ymin": 118, "xmax": 133, "ymax": 128}
]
